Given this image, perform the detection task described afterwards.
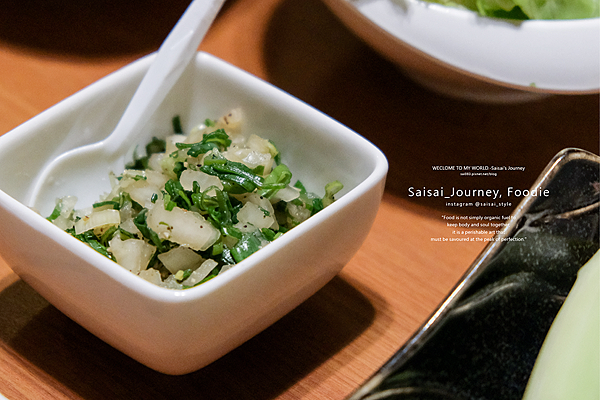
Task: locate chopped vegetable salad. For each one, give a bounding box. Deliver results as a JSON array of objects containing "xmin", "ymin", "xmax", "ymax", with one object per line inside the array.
[{"xmin": 47, "ymin": 109, "xmax": 342, "ymax": 289}]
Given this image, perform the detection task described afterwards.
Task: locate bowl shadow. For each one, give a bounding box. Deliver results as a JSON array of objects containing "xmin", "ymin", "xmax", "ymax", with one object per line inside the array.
[
  {"xmin": 0, "ymin": 275, "xmax": 377, "ymax": 399},
  {"xmin": 0, "ymin": 0, "xmax": 238, "ymax": 59},
  {"xmin": 262, "ymin": 0, "xmax": 600, "ymax": 215}
]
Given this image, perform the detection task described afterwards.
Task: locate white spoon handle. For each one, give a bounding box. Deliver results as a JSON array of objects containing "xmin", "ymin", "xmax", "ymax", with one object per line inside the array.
[{"xmin": 105, "ymin": 0, "xmax": 226, "ymax": 154}]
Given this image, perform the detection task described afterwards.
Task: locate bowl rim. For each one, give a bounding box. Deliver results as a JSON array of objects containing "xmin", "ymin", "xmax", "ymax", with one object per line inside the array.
[{"xmin": 324, "ymin": 0, "xmax": 600, "ymax": 93}]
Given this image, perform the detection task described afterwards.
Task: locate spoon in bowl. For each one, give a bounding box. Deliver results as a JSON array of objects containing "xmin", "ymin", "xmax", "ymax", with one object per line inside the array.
[{"xmin": 26, "ymin": 0, "xmax": 226, "ymax": 213}]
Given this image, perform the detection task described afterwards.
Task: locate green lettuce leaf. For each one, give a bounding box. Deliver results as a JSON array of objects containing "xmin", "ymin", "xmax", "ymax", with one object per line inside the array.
[{"xmin": 429, "ymin": 0, "xmax": 599, "ymax": 19}]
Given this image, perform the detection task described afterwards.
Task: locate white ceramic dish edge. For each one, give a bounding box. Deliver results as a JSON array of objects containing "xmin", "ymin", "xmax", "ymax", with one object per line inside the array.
[{"xmin": 324, "ymin": 0, "xmax": 600, "ymax": 101}]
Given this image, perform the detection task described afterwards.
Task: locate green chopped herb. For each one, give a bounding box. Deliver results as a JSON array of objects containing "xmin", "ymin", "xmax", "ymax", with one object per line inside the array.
[
  {"xmin": 230, "ymin": 231, "xmax": 263, "ymax": 263},
  {"xmin": 47, "ymin": 202, "xmax": 62, "ymax": 222},
  {"xmin": 258, "ymin": 164, "xmax": 292, "ymax": 198},
  {"xmin": 93, "ymin": 200, "xmax": 120, "ymax": 209},
  {"xmin": 164, "ymin": 179, "xmax": 192, "ymax": 210},
  {"xmin": 133, "ymin": 209, "xmax": 166, "ymax": 252},
  {"xmin": 176, "ymin": 129, "xmax": 232, "ymax": 157},
  {"xmin": 126, "ymin": 137, "xmax": 166, "ymax": 170},
  {"xmin": 323, "ymin": 180, "xmax": 344, "ymax": 207},
  {"xmin": 68, "ymin": 228, "xmax": 115, "ymax": 260},
  {"xmin": 172, "ymin": 115, "xmax": 183, "ymax": 134}
]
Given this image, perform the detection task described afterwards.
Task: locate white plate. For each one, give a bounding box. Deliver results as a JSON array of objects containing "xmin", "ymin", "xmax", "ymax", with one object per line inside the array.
[{"xmin": 323, "ymin": 0, "xmax": 600, "ymax": 102}]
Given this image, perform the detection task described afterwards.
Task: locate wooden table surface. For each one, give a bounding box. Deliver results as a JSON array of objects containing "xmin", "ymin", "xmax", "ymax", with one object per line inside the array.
[{"xmin": 0, "ymin": 1, "xmax": 597, "ymax": 399}]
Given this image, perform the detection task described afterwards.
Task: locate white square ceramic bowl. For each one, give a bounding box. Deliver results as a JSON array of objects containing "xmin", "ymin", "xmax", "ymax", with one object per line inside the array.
[{"xmin": 0, "ymin": 52, "xmax": 388, "ymax": 374}]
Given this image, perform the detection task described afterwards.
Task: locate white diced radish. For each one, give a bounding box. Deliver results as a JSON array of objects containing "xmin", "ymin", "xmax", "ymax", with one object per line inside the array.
[
  {"xmin": 179, "ymin": 169, "xmax": 223, "ymax": 193},
  {"xmin": 287, "ymin": 202, "xmax": 311, "ymax": 224},
  {"xmin": 139, "ymin": 268, "xmax": 162, "ymax": 285},
  {"xmin": 147, "ymin": 200, "xmax": 219, "ymax": 251},
  {"xmin": 237, "ymin": 193, "xmax": 278, "ymax": 229},
  {"xmin": 74, "ymin": 209, "xmax": 121, "ymax": 235},
  {"xmin": 236, "ymin": 201, "xmax": 274, "ymax": 229},
  {"xmin": 108, "ymin": 236, "xmax": 156, "ymax": 274},
  {"xmin": 161, "ymin": 274, "xmax": 183, "ymax": 290},
  {"xmin": 215, "ymin": 108, "xmax": 243, "ymax": 135},
  {"xmin": 182, "ymin": 259, "xmax": 218, "ymax": 287},
  {"xmin": 270, "ymin": 185, "xmax": 301, "ymax": 203},
  {"xmin": 158, "ymin": 246, "xmax": 204, "ymax": 274}
]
